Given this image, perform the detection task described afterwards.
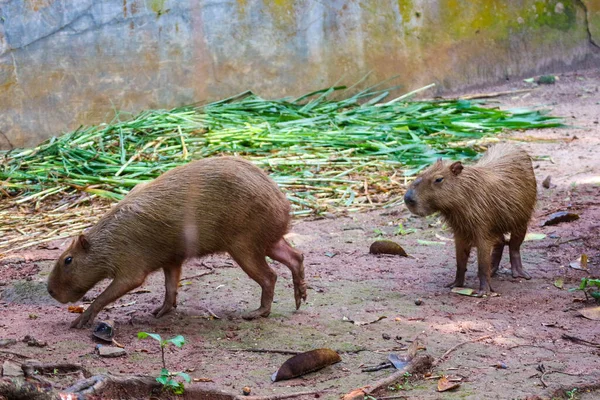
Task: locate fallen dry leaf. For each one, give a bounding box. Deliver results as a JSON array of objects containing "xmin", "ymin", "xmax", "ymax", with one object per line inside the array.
[
  {"xmin": 579, "ymin": 306, "xmax": 600, "ymax": 321},
  {"xmin": 271, "ymin": 348, "xmax": 341, "ymax": 382},
  {"xmin": 67, "ymin": 305, "xmax": 85, "ymax": 314},
  {"xmin": 437, "ymin": 376, "xmax": 461, "ymax": 392},
  {"xmin": 569, "ymin": 254, "xmax": 588, "ymax": 271},
  {"xmin": 369, "ymin": 240, "xmax": 408, "ymax": 257},
  {"xmin": 542, "ymin": 211, "xmax": 579, "ymax": 226}
]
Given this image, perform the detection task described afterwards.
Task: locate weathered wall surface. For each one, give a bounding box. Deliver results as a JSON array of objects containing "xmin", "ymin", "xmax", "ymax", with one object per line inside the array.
[{"xmin": 0, "ymin": 0, "xmax": 599, "ymax": 149}]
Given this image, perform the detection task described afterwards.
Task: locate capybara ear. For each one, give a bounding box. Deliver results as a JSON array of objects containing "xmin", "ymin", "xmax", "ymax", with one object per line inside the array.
[
  {"xmin": 450, "ymin": 161, "xmax": 464, "ymax": 176},
  {"xmin": 77, "ymin": 234, "xmax": 90, "ymax": 251}
]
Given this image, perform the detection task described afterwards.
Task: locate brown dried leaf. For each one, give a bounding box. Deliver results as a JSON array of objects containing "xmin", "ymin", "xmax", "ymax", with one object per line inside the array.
[
  {"xmin": 579, "ymin": 306, "xmax": 600, "ymax": 321},
  {"xmin": 542, "ymin": 211, "xmax": 580, "ymax": 226},
  {"xmin": 437, "ymin": 376, "xmax": 461, "ymax": 392},
  {"xmin": 369, "ymin": 240, "xmax": 408, "ymax": 257},
  {"xmin": 271, "ymin": 348, "xmax": 341, "ymax": 382}
]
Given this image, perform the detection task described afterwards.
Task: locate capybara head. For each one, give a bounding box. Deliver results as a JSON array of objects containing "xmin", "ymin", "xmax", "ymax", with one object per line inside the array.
[
  {"xmin": 403, "ymin": 159, "xmax": 465, "ymax": 217},
  {"xmin": 47, "ymin": 234, "xmax": 104, "ymax": 303}
]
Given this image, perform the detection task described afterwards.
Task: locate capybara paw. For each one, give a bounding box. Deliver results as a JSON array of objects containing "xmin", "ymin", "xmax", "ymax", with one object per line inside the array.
[
  {"xmin": 476, "ymin": 284, "xmax": 494, "ymax": 297},
  {"xmin": 242, "ymin": 308, "xmax": 271, "ymax": 320},
  {"xmin": 444, "ymin": 279, "xmax": 465, "ymax": 288},
  {"xmin": 152, "ymin": 303, "xmax": 175, "ymax": 318},
  {"xmin": 512, "ymin": 269, "xmax": 531, "ymax": 280},
  {"xmin": 294, "ymin": 281, "xmax": 308, "ymax": 310},
  {"xmin": 70, "ymin": 311, "xmax": 94, "ymax": 329}
]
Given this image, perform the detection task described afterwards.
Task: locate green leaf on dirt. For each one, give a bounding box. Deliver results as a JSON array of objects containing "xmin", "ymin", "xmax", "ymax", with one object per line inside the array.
[
  {"xmin": 554, "ymin": 278, "xmax": 564, "ymax": 289},
  {"xmin": 138, "ymin": 332, "xmax": 162, "ymax": 342},
  {"xmin": 417, "ymin": 240, "xmax": 446, "ymax": 246},
  {"xmin": 167, "ymin": 335, "xmax": 185, "ymax": 348},
  {"xmin": 451, "ymin": 287, "xmax": 476, "ymax": 297},
  {"xmin": 525, "ymin": 233, "xmax": 546, "ymax": 241},
  {"xmin": 177, "ymin": 372, "xmax": 191, "ymax": 383},
  {"xmin": 324, "ymin": 252, "xmax": 337, "ymax": 258}
]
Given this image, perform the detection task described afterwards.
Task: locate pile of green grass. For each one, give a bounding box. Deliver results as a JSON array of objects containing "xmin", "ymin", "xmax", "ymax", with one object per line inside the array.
[{"xmin": 0, "ymin": 84, "xmax": 561, "ymax": 216}]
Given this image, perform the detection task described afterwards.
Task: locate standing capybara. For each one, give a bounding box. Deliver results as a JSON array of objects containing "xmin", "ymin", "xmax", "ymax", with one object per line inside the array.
[
  {"xmin": 403, "ymin": 143, "xmax": 537, "ymax": 295},
  {"xmin": 48, "ymin": 157, "xmax": 307, "ymax": 328}
]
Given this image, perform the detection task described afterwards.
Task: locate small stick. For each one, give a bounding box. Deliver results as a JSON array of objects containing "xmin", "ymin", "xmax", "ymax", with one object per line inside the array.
[
  {"xmin": 434, "ymin": 335, "xmax": 493, "ymax": 366},
  {"xmin": 561, "ymin": 334, "xmax": 600, "ymax": 348},
  {"xmin": 180, "ymin": 269, "xmax": 215, "ymax": 281},
  {"xmin": 236, "ymin": 390, "xmax": 330, "ymax": 400},
  {"xmin": 0, "ymin": 349, "xmax": 32, "ymax": 359},
  {"xmin": 458, "ymin": 88, "xmax": 534, "ymax": 100},
  {"xmin": 231, "ymin": 348, "xmax": 302, "ymax": 355},
  {"xmin": 506, "ymin": 344, "xmax": 557, "ymax": 355}
]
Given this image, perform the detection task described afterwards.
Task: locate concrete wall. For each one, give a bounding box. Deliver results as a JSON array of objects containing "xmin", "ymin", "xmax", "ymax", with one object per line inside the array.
[{"xmin": 1, "ymin": 0, "xmax": 599, "ymax": 149}]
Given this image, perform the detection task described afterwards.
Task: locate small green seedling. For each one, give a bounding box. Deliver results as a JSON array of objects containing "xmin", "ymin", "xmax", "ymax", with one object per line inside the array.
[
  {"xmin": 569, "ymin": 278, "xmax": 600, "ymax": 302},
  {"xmin": 395, "ymin": 223, "xmax": 416, "ymax": 236},
  {"xmin": 138, "ymin": 332, "xmax": 191, "ymax": 395},
  {"xmin": 387, "ymin": 372, "xmax": 413, "ymax": 391},
  {"xmin": 565, "ymin": 387, "xmax": 578, "ymax": 400}
]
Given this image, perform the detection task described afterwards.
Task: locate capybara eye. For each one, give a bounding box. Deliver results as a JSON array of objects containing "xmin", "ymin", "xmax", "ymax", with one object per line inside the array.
[
  {"xmin": 65, "ymin": 256, "xmax": 73, "ymax": 265},
  {"xmin": 435, "ymin": 177, "xmax": 444, "ymax": 183}
]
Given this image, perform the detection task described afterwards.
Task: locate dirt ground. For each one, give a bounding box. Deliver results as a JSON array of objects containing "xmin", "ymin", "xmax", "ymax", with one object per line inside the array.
[{"xmin": 1, "ymin": 68, "xmax": 600, "ymax": 400}]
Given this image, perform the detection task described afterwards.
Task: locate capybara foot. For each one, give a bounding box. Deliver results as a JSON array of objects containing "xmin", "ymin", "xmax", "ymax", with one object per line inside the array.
[
  {"xmin": 512, "ymin": 269, "xmax": 531, "ymax": 280},
  {"xmin": 152, "ymin": 303, "xmax": 176, "ymax": 318},
  {"xmin": 445, "ymin": 278, "xmax": 465, "ymax": 288},
  {"xmin": 70, "ymin": 309, "xmax": 96, "ymax": 329},
  {"xmin": 476, "ymin": 282, "xmax": 494, "ymax": 297},
  {"xmin": 294, "ymin": 281, "xmax": 308, "ymax": 310},
  {"xmin": 242, "ymin": 307, "xmax": 271, "ymax": 320}
]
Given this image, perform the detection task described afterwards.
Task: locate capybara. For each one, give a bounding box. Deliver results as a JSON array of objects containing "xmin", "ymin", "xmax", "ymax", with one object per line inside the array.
[
  {"xmin": 48, "ymin": 157, "xmax": 307, "ymax": 328},
  {"xmin": 403, "ymin": 143, "xmax": 536, "ymax": 295}
]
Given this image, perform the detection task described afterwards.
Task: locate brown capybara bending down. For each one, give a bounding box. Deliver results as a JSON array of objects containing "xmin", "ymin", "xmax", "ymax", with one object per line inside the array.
[
  {"xmin": 403, "ymin": 143, "xmax": 537, "ymax": 296},
  {"xmin": 48, "ymin": 157, "xmax": 307, "ymax": 328}
]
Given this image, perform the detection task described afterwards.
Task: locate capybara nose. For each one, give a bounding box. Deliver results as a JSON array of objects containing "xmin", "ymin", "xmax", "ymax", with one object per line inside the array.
[
  {"xmin": 404, "ymin": 189, "xmax": 416, "ymax": 207},
  {"xmin": 47, "ymin": 286, "xmax": 56, "ymax": 298}
]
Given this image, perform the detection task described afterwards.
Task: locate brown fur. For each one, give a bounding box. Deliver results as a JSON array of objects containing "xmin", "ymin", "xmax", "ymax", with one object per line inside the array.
[
  {"xmin": 404, "ymin": 143, "xmax": 537, "ymax": 295},
  {"xmin": 48, "ymin": 157, "xmax": 307, "ymax": 328}
]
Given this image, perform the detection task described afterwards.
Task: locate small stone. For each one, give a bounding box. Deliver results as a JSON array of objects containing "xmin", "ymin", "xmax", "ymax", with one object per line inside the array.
[
  {"xmin": 382, "ymin": 333, "xmax": 391, "ymax": 340},
  {"xmin": 542, "ymin": 176, "xmax": 551, "ymax": 189},
  {"xmin": 98, "ymin": 346, "xmax": 127, "ymax": 358},
  {"xmin": 242, "ymin": 386, "xmax": 251, "ymax": 396},
  {"xmin": 2, "ymin": 360, "xmax": 24, "ymax": 377},
  {"xmin": 0, "ymin": 338, "xmax": 16, "ymax": 348},
  {"xmin": 414, "ymin": 299, "xmax": 423, "ymax": 306}
]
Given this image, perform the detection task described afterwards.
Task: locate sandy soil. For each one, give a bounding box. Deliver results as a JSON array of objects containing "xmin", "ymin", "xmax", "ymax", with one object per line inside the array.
[{"xmin": 1, "ymin": 68, "xmax": 600, "ymax": 400}]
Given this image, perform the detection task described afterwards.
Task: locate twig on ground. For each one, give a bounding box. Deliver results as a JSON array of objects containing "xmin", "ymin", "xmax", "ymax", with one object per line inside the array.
[
  {"xmin": 458, "ymin": 88, "xmax": 534, "ymax": 100},
  {"xmin": 0, "ymin": 349, "xmax": 32, "ymax": 359},
  {"xmin": 180, "ymin": 269, "xmax": 215, "ymax": 281},
  {"xmin": 562, "ymin": 334, "xmax": 600, "ymax": 348},
  {"xmin": 506, "ymin": 344, "xmax": 557, "ymax": 355},
  {"xmin": 231, "ymin": 348, "xmax": 302, "ymax": 355},
  {"xmin": 434, "ymin": 335, "xmax": 493, "ymax": 366},
  {"xmin": 237, "ymin": 390, "xmax": 331, "ymax": 400}
]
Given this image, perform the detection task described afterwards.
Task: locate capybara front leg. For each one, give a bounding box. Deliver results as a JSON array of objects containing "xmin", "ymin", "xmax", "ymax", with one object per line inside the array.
[
  {"xmin": 476, "ymin": 242, "xmax": 494, "ymax": 296},
  {"xmin": 509, "ymin": 226, "xmax": 532, "ymax": 280},
  {"xmin": 445, "ymin": 235, "xmax": 470, "ymax": 288},
  {"xmin": 267, "ymin": 238, "xmax": 307, "ymax": 310},
  {"xmin": 153, "ymin": 263, "xmax": 183, "ymax": 318},
  {"xmin": 71, "ymin": 275, "xmax": 145, "ymax": 329},
  {"xmin": 230, "ymin": 247, "xmax": 277, "ymax": 320}
]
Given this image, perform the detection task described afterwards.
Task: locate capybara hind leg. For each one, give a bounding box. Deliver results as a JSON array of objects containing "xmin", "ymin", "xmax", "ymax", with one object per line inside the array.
[
  {"xmin": 445, "ymin": 235, "xmax": 470, "ymax": 288},
  {"xmin": 267, "ymin": 238, "xmax": 307, "ymax": 310},
  {"xmin": 509, "ymin": 226, "xmax": 531, "ymax": 280},
  {"xmin": 230, "ymin": 247, "xmax": 277, "ymax": 320},
  {"xmin": 153, "ymin": 263, "xmax": 183, "ymax": 318},
  {"xmin": 71, "ymin": 275, "xmax": 146, "ymax": 329},
  {"xmin": 491, "ymin": 237, "xmax": 505, "ymax": 276},
  {"xmin": 476, "ymin": 242, "xmax": 494, "ymax": 296}
]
